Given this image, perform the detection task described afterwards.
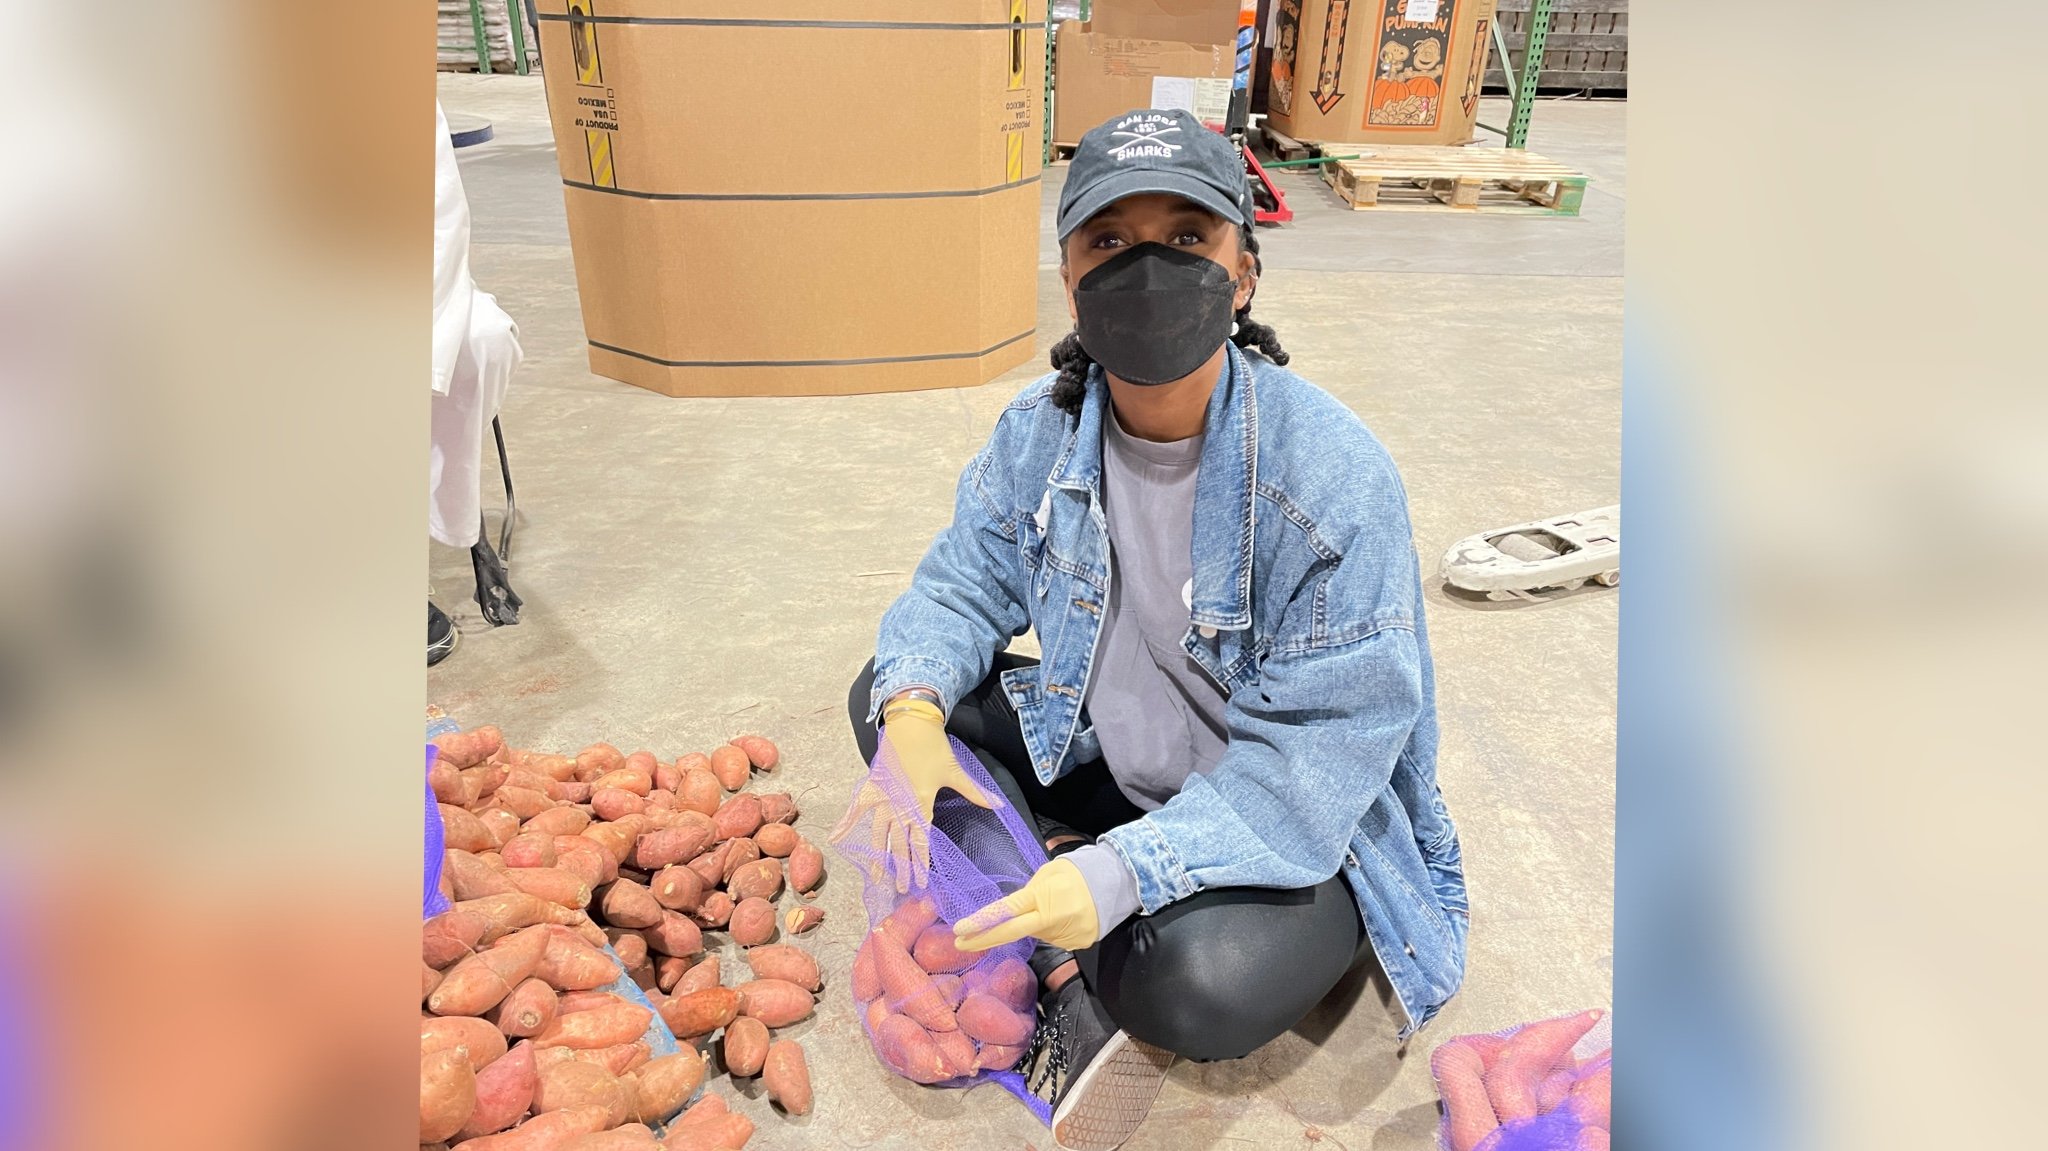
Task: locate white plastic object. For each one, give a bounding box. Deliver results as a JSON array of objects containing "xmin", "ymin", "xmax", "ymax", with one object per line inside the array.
[{"xmin": 1440, "ymin": 505, "xmax": 1620, "ymax": 600}]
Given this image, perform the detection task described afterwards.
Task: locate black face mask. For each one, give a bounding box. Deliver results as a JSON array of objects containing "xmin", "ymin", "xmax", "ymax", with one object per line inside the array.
[{"xmin": 1073, "ymin": 242, "xmax": 1238, "ymax": 386}]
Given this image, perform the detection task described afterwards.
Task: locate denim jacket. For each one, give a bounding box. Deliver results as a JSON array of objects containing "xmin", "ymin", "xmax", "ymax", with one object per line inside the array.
[{"xmin": 870, "ymin": 345, "xmax": 1467, "ymax": 1036}]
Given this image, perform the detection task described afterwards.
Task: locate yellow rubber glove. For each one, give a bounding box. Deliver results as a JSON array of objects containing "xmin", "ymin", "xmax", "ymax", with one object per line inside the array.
[
  {"xmin": 953, "ymin": 857, "xmax": 1099, "ymax": 952},
  {"xmin": 829, "ymin": 697, "xmax": 994, "ymax": 894}
]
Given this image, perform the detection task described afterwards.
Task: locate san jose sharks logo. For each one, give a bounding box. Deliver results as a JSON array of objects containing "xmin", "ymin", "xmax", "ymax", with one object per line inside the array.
[{"xmin": 1106, "ymin": 113, "xmax": 1183, "ymax": 161}]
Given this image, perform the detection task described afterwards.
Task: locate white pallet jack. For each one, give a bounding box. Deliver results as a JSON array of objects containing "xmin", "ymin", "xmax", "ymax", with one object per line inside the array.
[{"xmin": 1441, "ymin": 505, "xmax": 1620, "ymax": 601}]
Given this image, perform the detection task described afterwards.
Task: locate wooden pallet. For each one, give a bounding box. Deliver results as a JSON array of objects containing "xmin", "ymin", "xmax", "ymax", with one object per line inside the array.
[{"xmin": 1322, "ymin": 146, "xmax": 1588, "ymax": 216}]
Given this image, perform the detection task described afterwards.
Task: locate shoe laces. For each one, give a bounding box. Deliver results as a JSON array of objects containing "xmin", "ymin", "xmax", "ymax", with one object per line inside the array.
[{"xmin": 1023, "ymin": 1001, "xmax": 1073, "ymax": 1102}]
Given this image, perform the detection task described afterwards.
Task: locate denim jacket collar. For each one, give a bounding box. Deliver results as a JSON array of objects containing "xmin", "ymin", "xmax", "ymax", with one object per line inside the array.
[{"xmin": 1045, "ymin": 344, "xmax": 1258, "ymax": 631}]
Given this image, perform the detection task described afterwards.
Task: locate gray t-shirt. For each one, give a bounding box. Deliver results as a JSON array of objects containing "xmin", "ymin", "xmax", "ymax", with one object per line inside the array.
[{"xmin": 1066, "ymin": 411, "xmax": 1232, "ymax": 937}]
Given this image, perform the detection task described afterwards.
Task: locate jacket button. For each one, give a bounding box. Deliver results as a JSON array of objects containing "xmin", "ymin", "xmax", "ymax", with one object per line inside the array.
[
  {"xmin": 1346, "ymin": 851, "xmax": 1359, "ymax": 868},
  {"xmin": 1197, "ymin": 625, "xmax": 1217, "ymax": 639}
]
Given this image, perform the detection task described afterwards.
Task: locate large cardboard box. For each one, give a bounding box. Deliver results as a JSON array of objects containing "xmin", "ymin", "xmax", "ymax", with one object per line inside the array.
[
  {"xmin": 1267, "ymin": 0, "xmax": 1495, "ymax": 145},
  {"xmin": 537, "ymin": 0, "xmax": 1044, "ymax": 398},
  {"xmin": 1054, "ymin": 24, "xmax": 1235, "ymax": 146}
]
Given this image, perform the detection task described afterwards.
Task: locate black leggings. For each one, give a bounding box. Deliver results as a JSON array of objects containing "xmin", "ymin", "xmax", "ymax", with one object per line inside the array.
[{"xmin": 849, "ymin": 655, "xmax": 1373, "ymax": 1061}]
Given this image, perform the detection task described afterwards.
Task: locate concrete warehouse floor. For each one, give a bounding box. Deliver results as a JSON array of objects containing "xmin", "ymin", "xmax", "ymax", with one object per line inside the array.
[{"xmin": 433, "ymin": 74, "xmax": 1619, "ymax": 1151}]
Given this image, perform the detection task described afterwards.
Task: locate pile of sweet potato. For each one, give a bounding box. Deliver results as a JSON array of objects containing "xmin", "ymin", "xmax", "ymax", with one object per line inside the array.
[
  {"xmin": 850, "ymin": 896, "xmax": 1036, "ymax": 1084},
  {"xmin": 423, "ymin": 726, "xmax": 825, "ymax": 1150},
  {"xmin": 1431, "ymin": 1009, "xmax": 1611, "ymax": 1151}
]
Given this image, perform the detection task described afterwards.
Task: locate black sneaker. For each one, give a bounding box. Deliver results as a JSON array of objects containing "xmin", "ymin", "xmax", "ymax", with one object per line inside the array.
[
  {"xmin": 428, "ymin": 601, "xmax": 458, "ymax": 667},
  {"xmin": 1023, "ymin": 976, "xmax": 1173, "ymax": 1151}
]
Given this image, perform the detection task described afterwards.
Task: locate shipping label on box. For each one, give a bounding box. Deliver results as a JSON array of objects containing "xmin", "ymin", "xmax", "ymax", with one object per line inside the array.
[{"xmin": 1150, "ymin": 75, "xmax": 1232, "ymax": 125}]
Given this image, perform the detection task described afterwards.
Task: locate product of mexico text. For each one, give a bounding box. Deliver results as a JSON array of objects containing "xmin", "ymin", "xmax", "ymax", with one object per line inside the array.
[{"xmin": 837, "ymin": 736, "xmax": 1052, "ymax": 1121}]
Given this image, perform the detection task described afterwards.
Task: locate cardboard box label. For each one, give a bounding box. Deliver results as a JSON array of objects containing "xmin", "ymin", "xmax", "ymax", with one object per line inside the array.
[
  {"xmin": 1150, "ymin": 75, "xmax": 1231, "ymax": 124},
  {"xmin": 1363, "ymin": 0, "xmax": 1453, "ymax": 129},
  {"xmin": 566, "ymin": 1, "xmax": 618, "ymax": 188}
]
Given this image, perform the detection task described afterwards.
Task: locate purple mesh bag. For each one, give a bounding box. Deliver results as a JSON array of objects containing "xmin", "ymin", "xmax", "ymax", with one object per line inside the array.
[
  {"xmin": 837, "ymin": 736, "xmax": 1051, "ymax": 1122},
  {"xmin": 423, "ymin": 744, "xmax": 450, "ymax": 919},
  {"xmin": 1431, "ymin": 1010, "xmax": 1611, "ymax": 1151}
]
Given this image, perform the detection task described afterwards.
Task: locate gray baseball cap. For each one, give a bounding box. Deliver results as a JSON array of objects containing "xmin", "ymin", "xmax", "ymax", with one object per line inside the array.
[{"xmin": 1056, "ymin": 108, "xmax": 1251, "ymax": 242}]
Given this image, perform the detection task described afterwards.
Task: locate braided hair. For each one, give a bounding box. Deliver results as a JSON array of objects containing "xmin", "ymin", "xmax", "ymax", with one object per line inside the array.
[{"xmin": 1049, "ymin": 224, "xmax": 1289, "ymax": 414}]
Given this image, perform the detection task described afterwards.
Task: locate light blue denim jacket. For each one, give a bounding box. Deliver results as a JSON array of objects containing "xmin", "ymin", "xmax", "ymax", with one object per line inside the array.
[{"xmin": 870, "ymin": 344, "xmax": 1467, "ymax": 1036}]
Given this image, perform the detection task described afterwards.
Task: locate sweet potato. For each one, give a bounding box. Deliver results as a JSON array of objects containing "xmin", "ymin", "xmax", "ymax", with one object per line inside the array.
[
  {"xmin": 564, "ymin": 1127, "xmax": 661, "ymax": 1150},
  {"xmin": 476, "ymin": 807, "xmax": 524, "ymax": 850},
  {"xmin": 974, "ymin": 1042, "xmax": 1027, "ymax": 1073},
  {"xmin": 932, "ymin": 1028, "xmax": 978, "ymax": 1079},
  {"xmin": 492, "ymin": 977, "xmax": 559, "ymax": 1039},
  {"xmin": 722, "ymin": 1016, "xmax": 769, "ymax": 1077},
  {"xmin": 536, "ymin": 1060, "xmax": 631, "ymax": 1127},
  {"xmin": 570, "ymin": 916, "xmax": 609, "ymax": 949},
  {"xmin": 675, "ymin": 955, "xmax": 721, "ymax": 996},
  {"xmin": 590, "ymin": 767, "xmax": 653, "ymax": 797},
  {"xmin": 688, "ymin": 891, "xmax": 734, "ymax": 929},
  {"xmin": 447, "ymin": 850, "xmax": 519, "ymax": 901},
  {"xmin": 788, "ymin": 840, "xmax": 825, "ymax": 895},
  {"xmin": 870, "ymin": 928, "xmax": 956, "ymax": 1031},
  {"xmin": 729, "ymin": 897, "xmax": 776, "ymax": 946},
  {"xmin": 598, "ymin": 877, "xmax": 663, "ymax": 929},
  {"xmin": 708, "ymin": 745, "xmax": 750, "ymax": 792},
  {"xmin": 606, "ymin": 929, "xmax": 649, "ymax": 971},
  {"xmin": 727, "ymin": 858, "xmax": 783, "ymax": 902},
  {"xmin": 661, "ymin": 987, "xmax": 741, "ymax": 1037},
  {"xmin": 744, "ymin": 944, "xmax": 820, "ymax": 991},
  {"xmin": 455, "ymin": 1039, "xmax": 536, "ymax": 1140},
  {"xmin": 623, "ymin": 749, "xmax": 659, "ymax": 776},
  {"xmin": 524, "ymin": 807, "xmax": 592, "ymax": 838},
  {"xmin": 537, "ymin": 927, "xmax": 622, "ymax": 992},
  {"xmin": 627, "ymin": 960, "xmax": 659, "ymax": 993},
  {"xmin": 979, "ymin": 957, "xmax": 1037, "ymax": 1014},
  {"xmin": 622, "ymin": 1050, "xmax": 705, "ymax": 1124},
  {"xmin": 421, "ymin": 1048, "xmax": 478, "ymax": 1143},
  {"xmin": 685, "ymin": 842, "xmax": 730, "ymax": 890},
  {"xmin": 534, "ymin": 997, "xmax": 653, "ymax": 1050},
  {"xmin": 501, "ymin": 832, "xmax": 559, "ymax": 870},
  {"xmin": 494, "ymin": 786, "xmax": 555, "ymax": 822},
  {"xmin": 425, "ymin": 962, "xmax": 446, "ymax": 1003},
  {"xmin": 431, "ymin": 754, "xmax": 467, "ymax": 804},
  {"xmin": 873, "ymin": 1013, "xmax": 950, "ymax": 1083},
  {"xmin": 783, "ymin": 904, "xmax": 825, "ymax": 936},
  {"xmin": 1574, "ymin": 1130, "xmax": 1609, "ymax": 1151},
  {"xmin": 435, "ymin": 728, "xmax": 500, "ymax": 771},
  {"xmin": 736, "ymin": 979, "xmax": 815, "ymax": 1027},
  {"xmin": 590, "ymin": 788, "xmax": 645, "ymax": 822},
  {"xmin": 957, "ymin": 991, "xmax": 1033, "ymax": 1046},
  {"xmin": 1433, "ymin": 1042, "xmax": 1500, "ymax": 1151},
  {"xmin": 1567, "ymin": 1058, "xmax": 1611, "ymax": 1129},
  {"xmin": 551, "ymin": 837, "xmax": 612, "ymax": 888},
  {"xmin": 644, "ymin": 788, "xmax": 676, "ymax": 811},
  {"xmin": 632, "ymin": 820, "xmax": 714, "ymax": 870},
  {"xmin": 576, "ymin": 742, "xmax": 625, "ymax": 777},
  {"xmin": 451, "ymin": 1104, "xmax": 610, "ymax": 1151},
  {"xmin": 459, "ymin": 892, "xmax": 577, "ymax": 944},
  {"xmin": 663, "ymin": 1113, "xmax": 753, "ymax": 1151},
  {"xmin": 516, "ymin": 748, "xmax": 577, "ymax": 778},
  {"xmin": 762, "ymin": 1039, "xmax": 811, "ymax": 1115},
  {"xmin": 751, "ymin": 822, "xmax": 798, "ymax": 858},
  {"xmin": 650, "ymin": 865, "xmax": 707, "ymax": 912},
  {"xmin": 711, "ymin": 794, "xmax": 762, "ymax": 842},
  {"xmin": 718, "ymin": 837, "xmax": 760, "ymax": 883},
  {"xmin": 431, "ymin": 925, "xmax": 550, "ymax": 1016},
  {"xmin": 571, "ymin": 1040, "xmax": 651, "ymax": 1077},
  {"xmin": 641, "ymin": 911, "xmax": 704, "ymax": 959},
  {"xmin": 462, "ymin": 764, "xmax": 510, "ymax": 804},
  {"xmin": 730, "ymin": 735, "xmax": 779, "ymax": 771},
  {"xmin": 757, "ymin": 792, "xmax": 797, "ymax": 825},
  {"xmin": 864, "ymin": 997, "xmax": 891, "ymax": 1034},
  {"xmin": 653, "ymin": 756, "xmax": 685, "ymax": 794},
  {"xmin": 1485, "ymin": 1011, "xmax": 1603, "ymax": 1123},
  {"xmin": 502, "ymin": 867, "xmax": 592, "ymax": 909},
  {"xmin": 422, "ymin": 1016, "xmax": 509, "ymax": 1072},
  {"xmin": 912, "ymin": 922, "xmax": 975, "ymax": 974},
  {"xmin": 655, "ymin": 956, "xmax": 691, "ymax": 993},
  {"xmin": 425, "ymin": 908, "xmax": 492, "ymax": 969},
  {"xmin": 674, "ymin": 763, "xmax": 722, "ymax": 817},
  {"xmin": 931, "ymin": 973, "xmax": 965, "ymax": 1009},
  {"xmin": 554, "ymin": 990, "xmax": 623, "ymax": 1015},
  {"xmin": 580, "ymin": 817, "xmax": 647, "ymax": 872},
  {"xmin": 672, "ymin": 1093, "xmax": 726, "ymax": 1126},
  {"xmin": 551, "ymin": 780, "xmax": 594, "ymax": 804},
  {"xmin": 851, "ymin": 941, "xmax": 882, "ymax": 1001}
]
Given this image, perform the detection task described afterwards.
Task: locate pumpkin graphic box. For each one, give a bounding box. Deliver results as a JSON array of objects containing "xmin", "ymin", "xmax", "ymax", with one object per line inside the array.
[{"xmin": 1267, "ymin": 0, "xmax": 1496, "ymax": 146}]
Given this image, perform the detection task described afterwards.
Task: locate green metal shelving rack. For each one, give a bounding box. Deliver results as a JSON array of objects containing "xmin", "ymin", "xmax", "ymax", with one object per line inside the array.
[
  {"xmin": 439, "ymin": 0, "xmax": 531, "ymax": 77},
  {"xmin": 1479, "ymin": 0, "xmax": 1552, "ymax": 148}
]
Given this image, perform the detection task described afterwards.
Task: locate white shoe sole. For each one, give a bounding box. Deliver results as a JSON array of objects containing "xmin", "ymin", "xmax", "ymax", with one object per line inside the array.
[{"xmin": 1051, "ymin": 1030, "xmax": 1173, "ymax": 1151}]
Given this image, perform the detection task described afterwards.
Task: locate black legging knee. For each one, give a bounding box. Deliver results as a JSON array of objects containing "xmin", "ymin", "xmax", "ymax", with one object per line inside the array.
[{"xmin": 846, "ymin": 656, "xmax": 1372, "ymax": 1061}]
